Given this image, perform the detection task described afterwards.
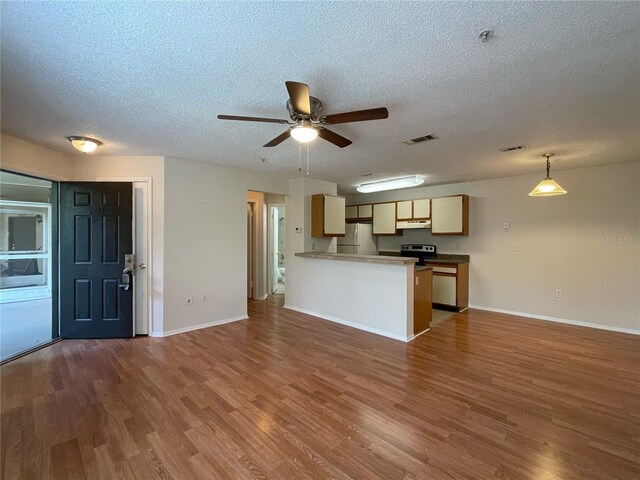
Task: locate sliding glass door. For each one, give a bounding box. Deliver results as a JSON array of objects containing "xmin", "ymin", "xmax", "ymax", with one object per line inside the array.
[{"xmin": 0, "ymin": 170, "xmax": 58, "ymax": 362}]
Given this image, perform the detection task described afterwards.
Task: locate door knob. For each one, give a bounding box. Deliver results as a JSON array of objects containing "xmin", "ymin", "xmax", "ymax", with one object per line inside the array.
[{"xmin": 138, "ymin": 263, "xmax": 146, "ymax": 269}]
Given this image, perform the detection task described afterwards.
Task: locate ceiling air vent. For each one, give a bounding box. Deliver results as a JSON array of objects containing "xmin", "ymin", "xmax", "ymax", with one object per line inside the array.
[
  {"xmin": 499, "ymin": 145, "xmax": 525, "ymax": 152},
  {"xmin": 403, "ymin": 134, "xmax": 438, "ymax": 145}
]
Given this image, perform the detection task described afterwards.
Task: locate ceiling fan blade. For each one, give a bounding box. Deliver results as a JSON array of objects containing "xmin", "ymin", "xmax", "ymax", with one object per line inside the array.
[
  {"xmin": 322, "ymin": 107, "xmax": 389, "ymax": 125},
  {"xmin": 217, "ymin": 114, "xmax": 291, "ymax": 124},
  {"xmin": 263, "ymin": 129, "xmax": 291, "ymax": 147},
  {"xmin": 318, "ymin": 127, "xmax": 352, "ymax": 148},
  {"xmin": 285, "ymin": 81, "xmax": 311, "ymax": 115}
]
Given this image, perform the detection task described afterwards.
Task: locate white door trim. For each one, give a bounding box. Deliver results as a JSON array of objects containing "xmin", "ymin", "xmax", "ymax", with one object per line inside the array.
[{"xmin": 97, "ymin": 176, "xmax": 153, "ymax": 335}]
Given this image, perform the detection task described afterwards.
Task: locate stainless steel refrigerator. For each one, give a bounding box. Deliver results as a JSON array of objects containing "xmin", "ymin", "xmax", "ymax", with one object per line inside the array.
[{"xmin": 337, "ymin": 223, "xmax": 377, "ymax": 255}]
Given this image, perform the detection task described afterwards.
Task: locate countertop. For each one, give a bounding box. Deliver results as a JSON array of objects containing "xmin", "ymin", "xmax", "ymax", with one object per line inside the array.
[
  {"xmin": 378, "ymin": 251, "xmax": 470, "ymax": 264},
  {"xmin": 295, "ymin": 252, "xmax": 417, "ymax": 266}
]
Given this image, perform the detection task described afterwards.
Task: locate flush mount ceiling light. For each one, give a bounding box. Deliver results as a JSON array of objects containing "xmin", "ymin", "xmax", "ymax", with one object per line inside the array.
[
  {"xmin": 67, "ymin": 136, "xmax": 102, "ymax": 153},
  {"xmin": 289, "ymin": 120, "xmax": 318, "ymax": 143},
  {"xmin": 529, "ymin": 153, "xmax": 567, "ymax": 196},
  {"xmin": 357, "ymin": 176, "xmax": 424, "ymax": 193}
]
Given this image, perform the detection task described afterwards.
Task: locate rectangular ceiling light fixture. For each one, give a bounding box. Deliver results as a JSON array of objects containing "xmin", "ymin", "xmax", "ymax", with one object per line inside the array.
[
  {"xmin": 403, "ymin": 134, "xmax": 438, "ymax": 145},
  {"xmin": 357, "ymin": 176, "xmax": 424, "ymax": 193}
]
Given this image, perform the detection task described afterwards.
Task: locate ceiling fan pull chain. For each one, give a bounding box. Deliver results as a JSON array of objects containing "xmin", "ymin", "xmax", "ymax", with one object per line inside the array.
[
  {"xmin": 298, "ymin": 144, "xmax": 302, "ymax": 172},
  {"xmin": 306, "ymin": 144, "xmax": 310, "ymax": 176}
]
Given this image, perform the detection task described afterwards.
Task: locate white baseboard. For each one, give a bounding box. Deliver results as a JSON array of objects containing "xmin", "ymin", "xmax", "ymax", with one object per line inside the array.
[
  {"xmin": 284, "ymin": 304, "xmax": 410, "ymax": 342},
  {"xmin": 151, "ymin": 315, "xmax": 249, "ymax": 338},
  {"xmin": 469, "ymin": 305, "xmax": 640, "ymax": 336}
]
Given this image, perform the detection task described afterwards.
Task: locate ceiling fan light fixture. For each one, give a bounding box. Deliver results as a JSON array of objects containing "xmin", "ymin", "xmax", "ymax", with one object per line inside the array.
[
  {"xmin": 68, "ymin": 136, "xmax": 102, "ymax": 153},
  {"xmin": 290, "ymin": 122, "xmax": 318, "ymax": 143},
  {"xmin": 529, "ymin": 153, "xmax": 567, "ymax": 196},
  {"xmin": 357, "ymin": 176, "xmax": 424, "ymax": 193}
]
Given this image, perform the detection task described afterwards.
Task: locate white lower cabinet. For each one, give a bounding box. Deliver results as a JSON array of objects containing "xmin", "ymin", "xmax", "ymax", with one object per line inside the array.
[{"xmin": 432, "ymin": 275, "xmax": 457, "ymax": 306}]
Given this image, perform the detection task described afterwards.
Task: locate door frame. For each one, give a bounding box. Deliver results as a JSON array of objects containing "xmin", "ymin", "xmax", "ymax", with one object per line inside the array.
[
  {"xmin": 247, "ymin": 201, "xmax": 255, "ymax": 299},
  {"xmin": 97, "ymin": 176, "xmax": 153, "ymax": 335}
]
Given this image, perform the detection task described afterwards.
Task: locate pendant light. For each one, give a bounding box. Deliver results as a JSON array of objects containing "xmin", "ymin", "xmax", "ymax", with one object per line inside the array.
[{"xmin": 529, "ymin": 153, "xmax": 567, "ymax": 196}]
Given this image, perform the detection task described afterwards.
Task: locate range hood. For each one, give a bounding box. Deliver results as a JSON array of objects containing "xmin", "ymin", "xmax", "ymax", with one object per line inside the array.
[{"xmin": 396, "ymin": 220, "xmax": 431, "ymax": 229}]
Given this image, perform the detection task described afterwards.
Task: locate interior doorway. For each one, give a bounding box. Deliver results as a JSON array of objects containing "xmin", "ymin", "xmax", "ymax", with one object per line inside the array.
[{"xmin": 270, "ymin": 205, "xmax": 286, "ymax": 294}]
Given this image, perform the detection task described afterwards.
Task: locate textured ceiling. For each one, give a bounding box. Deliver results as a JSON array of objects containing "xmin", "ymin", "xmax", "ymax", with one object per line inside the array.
[{"xmin": 2, "ymin": 1, "xmax": 639, "ymax": 193}]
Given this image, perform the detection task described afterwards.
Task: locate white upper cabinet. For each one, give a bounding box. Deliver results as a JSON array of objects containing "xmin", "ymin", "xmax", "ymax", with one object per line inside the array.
[
  {"xmin": 412, "ymin": 199, "xmax": 430, "ymax": 219},
  {"xmin": 312, "ymin": 194, "xmax": 346, "ymax": 237},
  {"xmin": 373, "ymin": 202, "xmax": 397, "ymax": 235},
  {"xmin": 396, "ymin": 201, "xmax": 412, "ymax": 220},
  {"xmin": 324, "ymin": 195, "xmax": 346, "ymax": 235},
  {"xmin": 345, "ymin": 205, "xmax": 358, "ymax": 220},
  {"xmin": 431, "ymin": 195, "xmax": 469, "ymax": 235},
  {"xmin": 358, "ymin": 204, "xmax": 373, "ymax": 219}
]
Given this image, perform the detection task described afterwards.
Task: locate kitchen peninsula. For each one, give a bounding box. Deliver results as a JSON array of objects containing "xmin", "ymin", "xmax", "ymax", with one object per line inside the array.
[{"xmin": 290, "ymin": 252, "xmax": 431, "ymax": 342}]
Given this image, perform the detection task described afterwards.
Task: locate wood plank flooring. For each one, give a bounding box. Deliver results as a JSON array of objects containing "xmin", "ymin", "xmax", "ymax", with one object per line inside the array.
[{"xmin": 2, "ymin": 295, "xmax": 639, "ymax": 479}]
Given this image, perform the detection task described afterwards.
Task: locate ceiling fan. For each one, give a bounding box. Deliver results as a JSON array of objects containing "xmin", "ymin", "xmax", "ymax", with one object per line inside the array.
[{"xmin": 217, "ymin": 81, "xmax": 389, "ymax": 148}]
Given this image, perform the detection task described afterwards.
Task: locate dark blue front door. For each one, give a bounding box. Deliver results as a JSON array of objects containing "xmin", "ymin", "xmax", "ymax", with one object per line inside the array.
[{"xmin": 60, "ymin": 182, "xmax": 134, "ymax": 338}]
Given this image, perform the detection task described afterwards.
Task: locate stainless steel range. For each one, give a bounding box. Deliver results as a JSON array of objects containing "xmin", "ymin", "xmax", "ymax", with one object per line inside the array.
[{"xmin": 400, "ymin": 244, "xmax": 437, "ymax": 265}]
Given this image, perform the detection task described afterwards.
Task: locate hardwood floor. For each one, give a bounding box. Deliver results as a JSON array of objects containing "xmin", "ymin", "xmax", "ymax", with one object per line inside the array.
[{"xmin": 2, "ymin": 296, "xmax": 639, "ymax": 479}]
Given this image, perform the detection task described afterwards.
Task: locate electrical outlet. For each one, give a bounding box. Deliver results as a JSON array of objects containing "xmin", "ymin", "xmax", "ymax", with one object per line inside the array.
[
  {"xmin": 555, "ymin": 289, "xmax": 562, "ymax": 298},
  {"xmin": 312, "ymin": 243, "xmax": 316, "ymax": 251},
  {"xmin": 201, "ymin": 293, "xmax": 207, "ymax": 302},
  {"xmin": 510, "ymin": 245, "xmax": 518, "ymax": 252},
  {"xmin": 186, "ymin": 296, "xmax": 193, "ymax": 305},
  {"xmin": 503, "ymin": 221, "xmax": 511, "ymax": 230}
]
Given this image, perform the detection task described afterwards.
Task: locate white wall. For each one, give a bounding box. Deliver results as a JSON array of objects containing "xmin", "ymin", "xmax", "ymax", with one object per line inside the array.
[
  {"xmin": 162, "ymin": 157, "xmax": 287, "ymax": 335},
  {"xmin": 265, "ymin": 193, "xmax": 286, "ymax": 205},
  {"xmin": 71, "ymin": 155, "xmax": 166, "ymax": 335},
  {"xmin": 285, "ymin": 177, "xmax": 338, "ymax": 310},
  {"xmin": 0, "ymin": 133, "xmax": 74, "ymax": 180},
  {"xmin": 346, "ymin": 162, "xmax": 640, "ymax": 333}
]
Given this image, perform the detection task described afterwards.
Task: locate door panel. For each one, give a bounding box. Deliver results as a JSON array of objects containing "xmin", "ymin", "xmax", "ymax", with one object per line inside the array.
[{"xmin": 60, "ymin": 182, "xmax": 133, "ymax": 338}]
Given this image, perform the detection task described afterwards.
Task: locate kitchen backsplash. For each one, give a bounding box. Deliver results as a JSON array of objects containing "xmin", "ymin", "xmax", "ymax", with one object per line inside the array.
[{"xmin": 376, "ymin": 228, "xmax": 463, "ymax": 253}]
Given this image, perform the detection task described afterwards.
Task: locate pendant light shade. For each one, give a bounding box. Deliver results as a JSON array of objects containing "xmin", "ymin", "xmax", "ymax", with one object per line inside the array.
[{"xmin": 529, "ymin": 153, "xmax": 567, "ymax": 196}]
